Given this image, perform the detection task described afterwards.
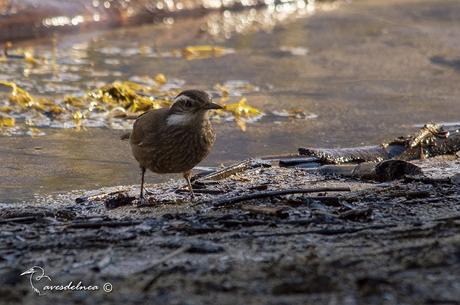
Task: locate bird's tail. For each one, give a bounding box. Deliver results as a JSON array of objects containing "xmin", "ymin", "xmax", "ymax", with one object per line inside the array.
[{"xmin": 120, "ymin": 132, "xmax": 131, "ymax": 141}]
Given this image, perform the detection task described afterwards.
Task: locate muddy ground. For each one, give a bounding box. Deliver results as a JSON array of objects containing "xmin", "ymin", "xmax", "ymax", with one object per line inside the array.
[{"xmin": 0, "ymin": 155, "xmax": 459, "ymax": 305}]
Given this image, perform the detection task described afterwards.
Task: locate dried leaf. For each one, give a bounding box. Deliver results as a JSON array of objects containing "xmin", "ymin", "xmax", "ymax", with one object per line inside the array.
[
  {"xmin": 64, "ymin": 96, "xmax": 85, "ymax": 108},
  {"xmin": 154, "ymin": 73, "xmax": 167, "ymax": 85},
  {"xmin": 0, "ymin": 115, "xmax": 15, "ymax": 127},
  {"xmin": 0, "ymin": 106, "xmax": 13, "ymax": 113},
  {"xmin": 24, "ymin": 51, "xmax": 41, "ymax": 65},
  {"xmin": 224, "ymin": 97, "xmax": 261, "ymax": 117}
]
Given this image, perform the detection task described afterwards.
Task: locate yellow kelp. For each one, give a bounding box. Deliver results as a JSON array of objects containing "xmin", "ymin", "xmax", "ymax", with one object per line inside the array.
[
  {"xmin": 181, "ymin": 46, "xmax": 234, "ymax": 60},
  {"xmin": 223, "ymin": 97, "xmax": 262, "ymax": 131},
  {"xmin": 0, "ymin": 81, "xmax": 61, "ymax": 113},
  {"xmin": 87, "ymin": 81, "xmax": 172, "ymax": 113},
  {"xmin": 0, "ymin": 114, "xmax": 15, "ymax": 127},
  {"xmin": 0, "ymin": 76, "xmax": 265, "ymax": 134},
  {"xmin": 224, "ymin": 97, "xmax": 261, "ymax": 117}
]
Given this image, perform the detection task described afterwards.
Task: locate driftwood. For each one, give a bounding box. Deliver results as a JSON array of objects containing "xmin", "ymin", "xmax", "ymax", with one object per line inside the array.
[
  {"xmin": 210, "ymin": 187, "xmax": 351, "ymax": 208},
  {"xmin": 310, "ymin": 160, "xmax": 422, "ymax": 182},
  {"xmin": 251, "ymin": 224, "xmax": 398, "ymax": 238},
  {"xmin": 192, "ymin": 158, "xmax": 271, "ymax": 182},
  {"xmin": 278, "ymin": 157, "xmax": 320, "ymax": 167},
  {"xmin": 66, "ymin": 220, "xmax": 142, "ymax": 229},
  {"xmin": 299, "ymin": 145, "xmax": 391, "ymax": 164},
  {"xmin": 297, "ymin": 124, "xmax": 460, "ymax": 165},
  {"xmin": 0, "ymin": 216, "xmax": 39, "ymax": 224}
]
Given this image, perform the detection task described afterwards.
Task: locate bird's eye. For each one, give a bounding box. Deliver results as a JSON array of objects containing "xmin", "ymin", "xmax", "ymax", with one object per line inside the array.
[{"xmin": 184, "ymin": 100, "xmax": 193, "ymax": 108}]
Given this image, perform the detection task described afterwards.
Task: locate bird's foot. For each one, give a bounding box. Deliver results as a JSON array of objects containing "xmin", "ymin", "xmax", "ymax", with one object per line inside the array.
[
  {"xmin": 133, "ymin": 197, "xmax": 150, "ymax": 207},
  {"xmin": 189, "ymin": 191, "xmax": 196, "ymax": 202},
  {"xmin": 143, "ymin": 188, "xmax": 154, "ymax": 196}
]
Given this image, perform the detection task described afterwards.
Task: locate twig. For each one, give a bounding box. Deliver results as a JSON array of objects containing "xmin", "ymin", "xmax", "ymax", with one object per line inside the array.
[
  {"xmin": 278, "ymin": 157, "xmax": 321, "ymax": 167},
  {"xmin": 285, "ymin": 196, "xmax": 341, "ymax": 206},
  {"xmin": 75, "ymin": 190, "xmax": 127, "ymax": 203},
  {"xmin": 250, "ymin": 224, "xmax": 397, "ymax": 238},
  {"xmin": 66, "ymin": 220, "xmax": 142, "ymax": 229},
  {"xmin": 0, "ymin": 216, "xmax": 38, "ymax": 224},
  {"xmin": 175, "ymin": 188, "xmax": 224, "ymax": 195},
  {"xmin": 433, "ymin": 214, "xmax": 460, "ymax": 222},
  {"xmin": 136, "ymin": 244, "xmax": 192, "ymax": 274},
  {"xmin": 210, "ymin": 187, "xmax": 351, "ymax": 208}
]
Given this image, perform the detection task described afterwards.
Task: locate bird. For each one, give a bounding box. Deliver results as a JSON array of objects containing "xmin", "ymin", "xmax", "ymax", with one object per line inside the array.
[
  {"xmin": 20, "ymin": 266, "xmax": 51, "ymax": 295},
  {"xmin": 124, "ymin": 89, "xmax": 222, "ymax": 203}
]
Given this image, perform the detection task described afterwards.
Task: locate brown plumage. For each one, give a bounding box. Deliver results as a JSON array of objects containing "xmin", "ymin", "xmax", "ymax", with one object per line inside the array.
[{"xmin": 126, "ymin": 89, "xmax": 222, "ymax": 202}]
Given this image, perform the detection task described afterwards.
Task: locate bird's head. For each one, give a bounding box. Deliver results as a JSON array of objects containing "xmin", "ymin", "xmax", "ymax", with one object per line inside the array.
[
  {"xmin": 168, "ymin": 90, "xmax": 222, "ymax": 126},
  {"xmin": 20, "ymin": 266, "xmax": 42, "ymax": 276}
]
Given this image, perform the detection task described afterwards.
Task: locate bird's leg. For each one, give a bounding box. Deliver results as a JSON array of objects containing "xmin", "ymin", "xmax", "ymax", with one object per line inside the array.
[
  {"xmin": 138, "ymin": 167, "xmax": 146, "ymax": 204},
  {"xmin": 183, "ymin": 170, "xmax": 195, "ymax": 199}
]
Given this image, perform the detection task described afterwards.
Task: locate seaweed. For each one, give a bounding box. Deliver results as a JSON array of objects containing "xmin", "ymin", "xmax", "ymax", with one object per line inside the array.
[{"xmin": 0, "ymin": 76, "xmax": 267, "ymax": 134}]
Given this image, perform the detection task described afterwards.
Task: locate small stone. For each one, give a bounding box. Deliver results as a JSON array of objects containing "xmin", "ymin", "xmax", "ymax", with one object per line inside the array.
[{"xmin": 451, "ymin": 173, "xmax": 460, "ymax": 186}]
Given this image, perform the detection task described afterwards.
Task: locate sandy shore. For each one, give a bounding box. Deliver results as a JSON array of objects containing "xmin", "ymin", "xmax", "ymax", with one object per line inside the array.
[{"xmin": 1, "ymin": 155, "xmax": 459, "ymax": 304}]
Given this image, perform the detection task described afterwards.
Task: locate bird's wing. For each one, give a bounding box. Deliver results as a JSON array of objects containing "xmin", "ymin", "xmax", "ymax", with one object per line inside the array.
[
  {"xmin": 130, "ymin": 108, "xmax": 169, "ymax": 146},
  {"xmin": 120, "ymin": 132, "xmax": 131, "ymax": 140}
]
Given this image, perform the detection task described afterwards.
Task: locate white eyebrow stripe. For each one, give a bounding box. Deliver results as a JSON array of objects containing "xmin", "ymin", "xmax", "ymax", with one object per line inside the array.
[{"xmin": 173, "ymin": 95, "xmax": 194, "ymax": 104}]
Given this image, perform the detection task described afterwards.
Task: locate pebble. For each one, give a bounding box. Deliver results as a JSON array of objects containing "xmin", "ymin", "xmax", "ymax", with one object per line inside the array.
[{"xmin": 451, "ymin": 173, "xmax": 460, "ymax": 186}]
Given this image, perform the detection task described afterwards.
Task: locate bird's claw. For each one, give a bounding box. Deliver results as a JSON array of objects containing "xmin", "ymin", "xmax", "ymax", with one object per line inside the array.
[
  {"xmin": 133, "ymin": 197, "xmax": 149, "ymax": 207},
  {"xmin": 143, "ymin": 188, "xmax": 154, "ymax": 196}
]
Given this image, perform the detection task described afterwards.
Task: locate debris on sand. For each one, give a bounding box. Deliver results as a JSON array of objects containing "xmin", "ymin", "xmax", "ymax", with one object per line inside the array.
[{"xmin": 1, "ymin": 123, "xmax": 459, "ymax": 304}]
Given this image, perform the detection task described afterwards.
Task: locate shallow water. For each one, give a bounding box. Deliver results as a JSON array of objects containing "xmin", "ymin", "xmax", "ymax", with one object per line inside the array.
[{"xmin": 1, "ymin": 0, "xmax": 460, "ymax": 202}]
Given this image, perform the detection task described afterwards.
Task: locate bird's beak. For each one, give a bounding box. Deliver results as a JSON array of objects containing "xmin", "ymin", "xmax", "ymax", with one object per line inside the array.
[
  {"xmin": 20, "ymin": 268, "xmax": 34, "ymax": 276},
  {"xmin": 204, "ymin": 102, "xmax": 223, "ymax": 110}
]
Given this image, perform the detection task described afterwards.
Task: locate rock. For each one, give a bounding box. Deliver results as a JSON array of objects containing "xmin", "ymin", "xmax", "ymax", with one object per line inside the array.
[
  {"xmin": 374, "ymin": 160, "xmax": 422, "ymax": 182},
  {"xmin": 451, "ymin": 173, "xmax": 460, "ymax": 186}
]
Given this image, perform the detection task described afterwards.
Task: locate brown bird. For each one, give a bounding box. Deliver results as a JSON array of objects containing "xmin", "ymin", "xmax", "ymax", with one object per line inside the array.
[{"xmin": 125, "ymin": 89, "xmax": 222, "ymax": 203}]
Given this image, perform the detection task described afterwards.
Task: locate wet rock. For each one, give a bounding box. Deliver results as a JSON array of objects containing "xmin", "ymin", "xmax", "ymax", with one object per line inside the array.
[
  {"xmin": 451, "ymin": 173, "xmax": 460, "ymax": 186},
  {"xmin": 374, "ymin": 160, "xmax": 423, "ymax": 181},
  {"xmin": 316, "ymin": 160, "xmax": 422, "ymax": 182}
]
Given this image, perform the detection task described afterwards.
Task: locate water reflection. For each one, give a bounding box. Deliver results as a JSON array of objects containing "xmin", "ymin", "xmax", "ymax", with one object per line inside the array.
[
  {"xmin": 0, "ymin": 0, "xmax": 336, "ymax": 41},
  {"xmin": 1, "ymin": 1, "xmax": 332, "ymax": 136}
]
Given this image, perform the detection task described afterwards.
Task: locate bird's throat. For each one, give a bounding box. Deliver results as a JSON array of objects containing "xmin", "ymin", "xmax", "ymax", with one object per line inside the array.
[{"xmin": 166, "ymin": 112, "xmax": 206, "ymax": 127}]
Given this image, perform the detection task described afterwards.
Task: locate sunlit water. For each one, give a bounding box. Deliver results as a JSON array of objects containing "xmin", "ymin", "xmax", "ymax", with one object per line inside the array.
[{"xmin": 1, "ymin": 0, "xmax": 460, "ymax": 202}]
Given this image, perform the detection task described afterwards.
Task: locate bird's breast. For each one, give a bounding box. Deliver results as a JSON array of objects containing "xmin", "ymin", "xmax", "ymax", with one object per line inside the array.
[{"xmin": 133, "ymin": 119, "xmax": 216, "ymax": 174}]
